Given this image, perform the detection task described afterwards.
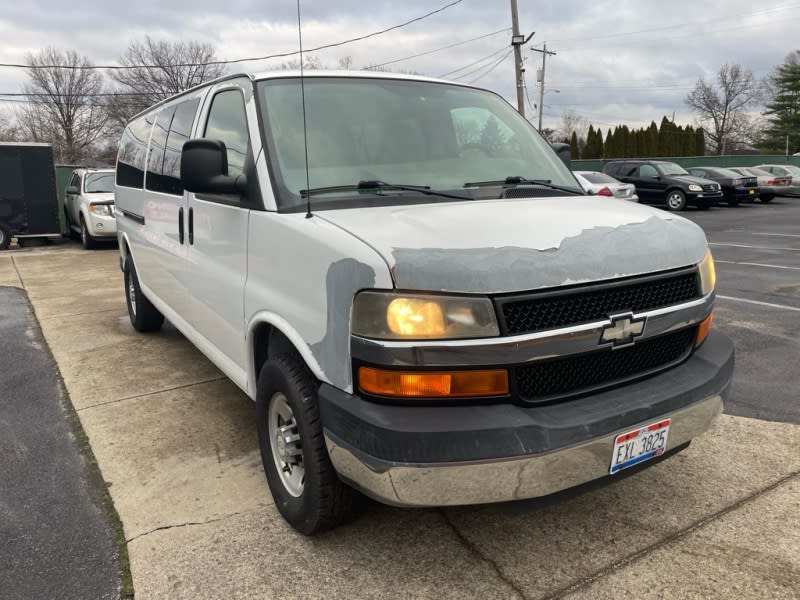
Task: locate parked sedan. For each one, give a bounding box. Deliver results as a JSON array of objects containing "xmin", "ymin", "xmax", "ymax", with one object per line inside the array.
[
  {"xmin": 728, "ymin": 167, "xmax": 790, "ymax": 203},
  {"xmin": 573, "ymin": 171, "xmax": 639, "ymax": 201},
  {"xmin": 687, "ymin": 166, "xmax": 758, "ymax": 207},
  {"xmin": 755, "ymin": 164, "xmax": 800, "ymax": 196}
]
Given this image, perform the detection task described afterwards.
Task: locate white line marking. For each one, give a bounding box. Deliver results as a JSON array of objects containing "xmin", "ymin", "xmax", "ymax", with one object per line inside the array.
[
  {"xmin": 717, "ymin": 295, "xmax": 800, "ymax": 312},
  {"xmin": 716, "ymin": 260, "xmax": 800, "ymax": 271},
  {"xmin": 752, "ymin": 233, "xmax": 800, "ymax": 238},
  {"xmin": 709, "ymin": 242, "xmax": 800, "ymax": 252}
]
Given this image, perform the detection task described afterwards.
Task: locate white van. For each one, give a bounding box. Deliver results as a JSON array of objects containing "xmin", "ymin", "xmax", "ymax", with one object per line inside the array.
[{"xmin": 115, "ymin": 71, "xmax": 734, "ymax": 534}]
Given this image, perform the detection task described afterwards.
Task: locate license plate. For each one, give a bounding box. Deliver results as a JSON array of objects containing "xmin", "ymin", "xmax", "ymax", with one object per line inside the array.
[
  {"xmin": 610, "ymin": 418, "xmax": 670, "ymax": 474},
  {"xmin": 749, "ymin": 189, "xmax": 755, "ymax": 195}
]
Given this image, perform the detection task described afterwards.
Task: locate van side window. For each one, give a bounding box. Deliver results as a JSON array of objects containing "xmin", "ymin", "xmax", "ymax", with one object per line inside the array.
[
  {"xmin": 162, "ymin": 98, "xmax": 200, "ymax": 196},
  {"xmin": 203, "ymin": 90, "xmax": 249, "ymax": 178},
  {"xmin": 145, "ymin": 107, "xmax": 176, "ymax": 194},
  {"xmin": 117, "ymin": 117, "xmax": 153, "ymax": 189}
]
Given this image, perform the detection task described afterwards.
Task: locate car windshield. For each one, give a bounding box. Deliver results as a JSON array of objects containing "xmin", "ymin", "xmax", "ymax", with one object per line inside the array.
[
  {"xmin": 85, "ymin": 172, "xmax": 115, "ymax": 193},
  {"xmin": 579, "ymin": 172, "xmax": 618, "ymax": 184},
  {"xmin": 257, "ymin": 77, "xmax": 579, "ymax": 209},
  {"xmin": 658, "ymin": 162, "xmax": 689, "ymax": 176}
]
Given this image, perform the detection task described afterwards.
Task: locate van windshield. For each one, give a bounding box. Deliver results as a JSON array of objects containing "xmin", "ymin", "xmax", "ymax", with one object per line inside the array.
[{"xmin": 257, "ymin": 77, "xmax": 579, "ymax": 209}]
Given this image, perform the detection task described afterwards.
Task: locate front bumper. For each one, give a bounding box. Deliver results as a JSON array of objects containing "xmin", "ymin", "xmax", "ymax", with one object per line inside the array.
[
  {"xmin": 321, "ymin": 331, "xmax": 734, "ymax": 507},
  {"xmin": 88, "ymin": 212, "xmax": 117, "ymax": 237},
  {"xmin": 687, "ymin": 191, "xmax": 723, "ymax": 205}
]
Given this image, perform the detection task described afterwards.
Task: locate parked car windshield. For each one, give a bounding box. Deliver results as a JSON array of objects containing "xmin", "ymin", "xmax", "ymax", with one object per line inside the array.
[
  {"xmin": 578, "ymin": 172, "xmax": 619, "ymax": 184},
  {"xmin": 257, "ymin": 76, "xmax": 579, "ymax": 209},
  {"xmin": 658, "ymin": 162, "xmax": 689, "ymax": 176},
  {"xmin": 85, "ymin": 172, "xmax": 115, "ymax": 193}
]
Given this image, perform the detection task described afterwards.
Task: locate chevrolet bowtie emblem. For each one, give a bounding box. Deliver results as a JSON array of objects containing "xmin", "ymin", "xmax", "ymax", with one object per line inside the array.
[{"xmin": 600, "ymin": 313, "xmax": 647, "ymax": 348}]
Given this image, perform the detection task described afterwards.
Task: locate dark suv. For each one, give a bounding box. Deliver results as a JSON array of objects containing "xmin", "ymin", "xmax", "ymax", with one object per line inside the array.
[{"xmin": 603, "ymin": 160, "xmax": 723, "ymax": 211}]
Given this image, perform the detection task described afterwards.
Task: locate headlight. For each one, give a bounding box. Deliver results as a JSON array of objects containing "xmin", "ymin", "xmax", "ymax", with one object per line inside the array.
[
  {"xmin": 698, "ymin": 249, "xmax": 716, "ymax": 295},
  {"xmin": 89, "ymin": 204, "xmax": 111, "ymax": 216},
  {"xmin": 688, "ymin": 184, "xmax": 702, "ymax": 192},
  {"xmin": 352, "ymin": 291, "xmax": 500, "ymax": 340}
]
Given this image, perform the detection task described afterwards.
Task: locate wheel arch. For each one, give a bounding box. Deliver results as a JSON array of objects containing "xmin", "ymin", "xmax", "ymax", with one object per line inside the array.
[{"xmin": 247, "ymin": 313, "xmax": 327, "ymax": 400}]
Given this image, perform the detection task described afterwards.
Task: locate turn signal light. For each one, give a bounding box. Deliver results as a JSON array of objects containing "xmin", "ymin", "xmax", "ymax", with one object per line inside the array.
[
  {"xmin": 358, "ymin": 367, "xmax": 509, "ymax": 398},
  {"xmin": 696, "ymin": 312, "xmax": 713, "ymax": 346}
]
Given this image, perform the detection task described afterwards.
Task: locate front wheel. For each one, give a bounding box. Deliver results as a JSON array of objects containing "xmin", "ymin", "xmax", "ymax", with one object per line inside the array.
[
  {"xmin": 256, "ymin": 355, "xmax": 362, "ymax": 535},
  {"xmin": 124, "ymin": 258, "xmax": 164, "ymax": 332},
  {"xmin": 665, "ymin": 190, "xmax": 687, "ymax": 211},
  {"xmin": 80, "ymin": 216, "xmax": 97, "ymax": 249}
]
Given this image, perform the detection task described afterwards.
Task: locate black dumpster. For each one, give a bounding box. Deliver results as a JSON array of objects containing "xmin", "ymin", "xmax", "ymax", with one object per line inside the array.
[{"xmin": 0, "ymin": 143, "xmax": 60, "ymax": 250}]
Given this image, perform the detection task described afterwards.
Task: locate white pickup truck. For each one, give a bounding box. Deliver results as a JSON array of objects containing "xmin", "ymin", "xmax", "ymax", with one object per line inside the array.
[{"xmin": 114, "ymin": 71, "xmax": 734, "ymax": 534}]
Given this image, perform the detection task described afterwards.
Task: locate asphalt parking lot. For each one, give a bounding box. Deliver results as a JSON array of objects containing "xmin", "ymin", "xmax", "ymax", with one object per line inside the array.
[{"xmin": 1, "ymin": 197, "xmax": 799, "ymax": 599}]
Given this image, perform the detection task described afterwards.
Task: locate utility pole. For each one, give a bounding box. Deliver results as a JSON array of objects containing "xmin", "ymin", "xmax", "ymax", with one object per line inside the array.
[
  {"xmin": 532, "ymin": 43, "xmax": 556, "ymax": 130},
  {"xmin": 510, "ymin": 0, "xmax": 534, "ymax": 117}
]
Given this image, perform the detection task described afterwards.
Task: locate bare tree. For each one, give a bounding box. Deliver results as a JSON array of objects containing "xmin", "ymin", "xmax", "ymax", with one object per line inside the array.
[
  {"xmin": 16, "ymin": 48, "xmax": 109, "ymax": 162},
  {"xmin": 107, "ymin": 37, "xmax": 226, "ymax": 127},
  {"xmin": 559, "ymin": 109, "xmax": 588, "ymax": 144},
  {"xmin": 0, "ymin": 109, "xmax": 22, "ymax": 141},
  {"xmin": 685, "ymin": 63, "xmax": 760, "ymax": 155}
]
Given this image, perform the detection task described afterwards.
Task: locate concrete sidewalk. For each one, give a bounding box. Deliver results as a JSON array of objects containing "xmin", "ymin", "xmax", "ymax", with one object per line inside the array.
[{"xmin": 2, "ymin": 248, "xmax": 799, "ymax": 599}]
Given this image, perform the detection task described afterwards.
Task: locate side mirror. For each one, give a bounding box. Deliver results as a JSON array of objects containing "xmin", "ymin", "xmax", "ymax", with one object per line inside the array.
[
  {"xmin": 66, "ymin": 186, "xmax": 79, "ymax": 195},
  {"xmin": 180, "ymin": 139, "xmax": 247, "ymax": 195},
  {"xmin": 550, "ymin": 142, "xmax": 571, "ymax": 168}
]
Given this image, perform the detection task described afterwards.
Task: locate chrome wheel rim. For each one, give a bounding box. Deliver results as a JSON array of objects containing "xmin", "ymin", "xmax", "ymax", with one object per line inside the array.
[
  {"xmin": 268, "ymin": 392, "xmax": 304, "ymax": 497},
  {"xmin": 667, "ymin": 193, "xmax": 683, "ymax": 209},
  {"xmin": 127, "ymin": 277, "xmax": 137, "ymax": 316}
]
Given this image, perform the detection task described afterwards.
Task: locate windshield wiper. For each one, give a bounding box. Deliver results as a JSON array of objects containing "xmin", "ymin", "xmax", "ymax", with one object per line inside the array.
[
  {"xmin": 463, "ymin": 176, "xmax": 584, "ymax": 195},
  {"xmin": 300, "ymin": 180, "xmax": 471, "ymax": 201}
]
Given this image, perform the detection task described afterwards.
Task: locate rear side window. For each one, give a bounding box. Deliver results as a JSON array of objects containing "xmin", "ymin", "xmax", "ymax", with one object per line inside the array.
[
  {"xmin": 161, "ymin": 99, "xmax": 200, "ymax": 196},
  {"xmin": 145, "ymin": 107, "xmax": 176, "ymax": 194},
  {"xmin": 117, "ymin": 117, "xmax": 153, "ymax": 189},
  {"xmin": 204, "ymin": 90, "xmax": 250, "ymax": 178}
]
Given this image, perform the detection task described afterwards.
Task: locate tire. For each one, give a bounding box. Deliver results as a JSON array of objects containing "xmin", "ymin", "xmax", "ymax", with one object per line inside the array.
[
  {"xmin": 665, "ymin": 189, "xmax": 687, "ymax": 211},
  {"xmin": 80, "ymin": 216, "xmax": 97, "ymax": 249},
  {"xmin": 256, "ymin": 355, "xmax": 362, "ymax": 535},
  {"xmin": 0, "ymin": 222, "xmax": 11, "ymax": 251},
  {"xmin": 760, "ymin": 195, "xmax": 774, "ymax": 203},
  {"xmin": 727, "ymin": 198, "xmax": 740, "ymax": 207},
  {"xmin": 124, "ymin": 257, "xmax": 164, "ymax": 332}
]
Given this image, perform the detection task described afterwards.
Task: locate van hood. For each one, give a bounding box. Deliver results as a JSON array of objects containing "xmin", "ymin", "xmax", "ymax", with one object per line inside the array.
[
  {"xmin": 318, "ymin": 197, "xmax": 708, "ymax": 294},
  {"xmin": 86, "ymin": 193, "xmax": 115, "ymax": 203}
]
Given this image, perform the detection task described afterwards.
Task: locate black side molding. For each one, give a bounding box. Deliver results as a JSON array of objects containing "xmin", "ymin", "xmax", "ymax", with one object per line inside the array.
[{"xmin": 120, "ymin": 210, "xmax": 145, "ymax": 225}]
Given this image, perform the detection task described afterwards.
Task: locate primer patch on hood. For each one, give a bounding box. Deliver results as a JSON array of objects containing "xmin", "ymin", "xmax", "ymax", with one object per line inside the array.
[{"xmin": 391, "ymin": 215, "xmax": 707, "ymax": 294}]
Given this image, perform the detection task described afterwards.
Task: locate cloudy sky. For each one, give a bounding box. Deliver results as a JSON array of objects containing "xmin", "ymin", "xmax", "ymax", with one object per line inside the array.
[{"xmin": 0, "ymin": 0, "xmax": 797, "ymax": 133}]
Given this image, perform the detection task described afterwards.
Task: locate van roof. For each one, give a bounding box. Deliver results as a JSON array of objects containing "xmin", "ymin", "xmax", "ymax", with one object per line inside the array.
[{"xmin": 127, "ymin": 70, "xmax": 473, "ymax": 123}]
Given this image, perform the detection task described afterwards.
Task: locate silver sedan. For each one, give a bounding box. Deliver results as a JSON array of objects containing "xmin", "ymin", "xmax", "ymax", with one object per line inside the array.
[{"xmin": 573, "ymin": 171, "xmax": 639, "ymax": 202}]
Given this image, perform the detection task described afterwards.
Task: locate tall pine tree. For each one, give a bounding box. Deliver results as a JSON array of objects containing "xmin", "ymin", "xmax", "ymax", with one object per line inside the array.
[{"xmin": 763, "ymin": 52, "xmax": 800, "ymax": 153}]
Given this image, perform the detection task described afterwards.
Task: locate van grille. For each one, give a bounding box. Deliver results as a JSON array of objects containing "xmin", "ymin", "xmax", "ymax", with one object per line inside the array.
[
  {"xmin": 514, "ymin": 327, "xmax": 696, "ymax": 403},
  {"xmin": 498, "ymin": 269, "xmax": 699, "ymax": 335}
]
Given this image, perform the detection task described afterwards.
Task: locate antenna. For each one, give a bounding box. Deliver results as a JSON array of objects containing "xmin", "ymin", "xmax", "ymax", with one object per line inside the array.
[{"xmin": 296, "ymin": 0, "xmax": 312, "ymax": 219}]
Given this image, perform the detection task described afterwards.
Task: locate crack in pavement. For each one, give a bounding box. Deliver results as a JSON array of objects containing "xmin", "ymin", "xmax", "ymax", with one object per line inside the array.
[
  {"xmin": 438, "ymin": 509, "xmax": 530, "ymax": 600},
  {"xmin": 126, "ymin": 507, "xmax": 265, "ymax": 544},
  {"xmin": 539, "ymin": 469, "xmax": 800, "ymax": 600},
  {"xmin": 76, "ymin": 377, "xmax": 229, "ymax": 412},
  {"xmin": 10, "ymin": 256, "xmax": 25, "ymax": 288}
]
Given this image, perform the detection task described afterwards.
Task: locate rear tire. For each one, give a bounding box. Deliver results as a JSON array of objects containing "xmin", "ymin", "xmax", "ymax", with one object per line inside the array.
[
  {"xmin": 760, "ymin": 195, "xmax": 774, "ymax": 203},
  {"xmin": 665, "ymin": 189, "xmax": 687, "ymax": 211},
  {"xmin": 0, "ymin": 222, "xmax": 11, "ymax": 251},
  {"xmin": 256, "ymin": 355, "xmax": 362, "ymax": 535},
  {"xmin": 124, "ymin": 258, "xmax": 164, "ymax": 332},
  {"xmin": 726, "ymin": 198, "xmax": 740, "ymax": 207}
]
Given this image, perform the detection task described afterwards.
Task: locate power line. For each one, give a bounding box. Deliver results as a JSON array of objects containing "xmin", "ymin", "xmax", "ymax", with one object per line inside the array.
[
  {"xmin": 444, "ymin": 46, "xmax": 510, "ymax": 79},
  {"xmin": 0, "ymin": 0, "xmax": 465, "ymax": 71},
  {"xmin": 363, "ymin": 27, "xmax": 509, "ymax": 71},
  {"xmin": 466, "ymin": 50, "xmax": 513, "ymax": 85}
]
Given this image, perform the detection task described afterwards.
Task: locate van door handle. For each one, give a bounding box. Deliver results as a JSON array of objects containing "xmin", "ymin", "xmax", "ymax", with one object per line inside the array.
[
  {"xmin": 188, "ymin": 207, "xmax": 194, "ymax": 245},
  {"xmin": 178, "ymin": 207, "xmax": 184, "ymax": 244}
]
